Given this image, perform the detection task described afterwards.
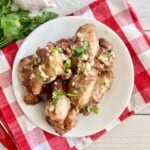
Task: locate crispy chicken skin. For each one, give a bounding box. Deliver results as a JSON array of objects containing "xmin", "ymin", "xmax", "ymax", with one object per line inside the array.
[
  {"xmin": 28, "ymin": 46, "xmax": 64, "ymax": 95},
  {"xmin": 45, "ymin": 95, "xmax": 71, "ymax": 135},
  {"xmin": 73, "ymin": 24, "xmax": 99, "ymax": 61},
  {"xmin": 92, "ymin": 71, "xmax": 113, "ymax": 103},
  {"xmin": 18, "ymin": 55, "xmax": 42, "ymax": 104},
  {"xmin": 68, "ymin": 72, "xmax": 97, "ymax": 110},
  {"xmin": 44, "ymin": 78, "xmax": 78, "ymax": 135},
  {"xmin": 81, "ymin": 71, "xmax": 113, "ymax": 115},
  {"xmin": 97, "ymin": 38, "xmax": 115, "ymax": 71},
  {"xmin": 18, "ymin": 55, "xmax": 36, "ymax": 86},
  {"xmin": 64, "ymin": 108, "xmax": 78, "ymax": 131},
  {"xmin": 68, "ymin": 24, "xmax": 100, "ymax": 109},
  {"xmin": 36, "ymin": 46, "xmax": 64, "ymax": 79},
  {"xmin": 24, "ymin": 90, "xmax": 41, "ymax": 104},
  {"xmin": 71, "ymin": 24, "xmax": 99, "ymax": 74}
]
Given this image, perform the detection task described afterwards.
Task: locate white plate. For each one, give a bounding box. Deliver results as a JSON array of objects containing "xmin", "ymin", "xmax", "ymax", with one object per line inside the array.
[{"xmin": 12, "ymin": 16, "xmax": 134, "ymax": 137}]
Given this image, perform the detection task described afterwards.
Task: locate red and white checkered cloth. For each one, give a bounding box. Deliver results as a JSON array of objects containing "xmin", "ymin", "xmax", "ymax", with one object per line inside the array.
[{"xmin": 0, "ymin": 0, "xmax": 150, "ymax": 149}]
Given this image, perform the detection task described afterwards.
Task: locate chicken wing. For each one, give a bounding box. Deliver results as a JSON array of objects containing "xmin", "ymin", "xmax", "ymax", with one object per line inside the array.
[
  {"xmin": 96, "ymin": 38, "xmax": 115, "ymax": 71},
  {"xmin": 92, "ymin": 71, "xmax": 113, "ymax": 103},
  {"xmin": 73, "ymin": 24, "xmax": 99, "ymax": 61},
  {"xmin": 24, "ymin": 90, "xmax": 41, "ymax": 104},
  {"xmin": 18, "ymin": 55, "xmax": 36, "ymax": 87},
  {"xmin": 44, "ymin": 78, "xmax": 77, "ymax": 135},
  {"xmin": 18, "ymin": 55, "xmax": 42, "ymax": 104},
  {"xmin": 81, "ymin": 71, "xmax": 113, "ymax": 115},
  {"xmin": 71, "ymin": 24, "xmax": 99, "ymax": 75},
  {"xmin": 68, "ymin": 72, "xmax": 97, "ymax": 110},
  {"xmin": 28, "ymin": 43, "xmax": 64, "ymax": 95}
]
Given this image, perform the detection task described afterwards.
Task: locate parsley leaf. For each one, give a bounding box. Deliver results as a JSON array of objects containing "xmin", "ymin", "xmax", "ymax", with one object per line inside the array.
[
  {"xmin": 67, "ymin": 90, "xmax": 78, "ymax": 97},
  {"xmin": 74, "ymin": 41, "xmax": 89, "ymax": 57},
  {"xmin": 99, "ymin": 81, "xmax": 106, "ymax": 91},
  {"xmin": 51, "ymin": 90, "xmax": 64, "ymax": 105},
  {"xmin": 104, "ymin": 50, "xmax": 112, "ymax": 58},
  {"xmin": 52, "ymin": 46, "xmax": 62, "ymax": 54},
  {"xmin": 87, "ymin": 105, "xmax": 99, "ymax": 114},
  {"xmin": 64, "ymin": 59, "xmax": 71, "ymax": 73},
  {"xmin": 35, "ymin": 73, "xmax": 42, "ymax": 79}
]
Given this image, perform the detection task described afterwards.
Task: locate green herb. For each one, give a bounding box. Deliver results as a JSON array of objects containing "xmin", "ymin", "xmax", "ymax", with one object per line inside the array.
[
  {"xmin": 52, "ymin": 90, "xmax": 64, "ymax": 105},
  {"xmin": 67, "ymin": 90, "xmax": 78, "ymax": 97},
  {"xmin": 52, "ymin": 46, "xmax": 62, "ymax": 54},
  {"xmin": 64, "ymin": 59, "xmax": 71, "ymax": 73},
  {"xmin": 45, "ymin": 63, "xmax": 50, "ymax": 68},
  {"xmin": 0, "ymin": 0, "xmax": 58, "ymax": 49},
  {"xmin": 74, "ymin": 41, "xmax": 89, "ymax": 57},
  {"xmin": 36, "ymin": 57, "xmax": 41, "ymax": 63},
  {"xmin": 99, "ymin": 81, "xmax": 106, "ymax": 91},
  {"xmin": 87, "ymin": 105, "xmax": 99, "ymax": 114},
  {"xmin": 1, "ymin": 14, "xmax": 21, "ymax": 38},
  {"xmin": 104, "ymin": 50, "xmax": 112, "ymax": 58},
  {"xmin": 65, "ymin": 68, "xmax": 71, "ymax": 73},
  {"xmin": 35, "ymin": 73, "xmax": 42, "ymax": 79}
]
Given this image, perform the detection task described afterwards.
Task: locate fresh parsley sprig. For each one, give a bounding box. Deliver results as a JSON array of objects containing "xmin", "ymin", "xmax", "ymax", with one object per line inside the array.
[
  {"xmin": 0, "ymin": 0, "xmax": 58, "ymax": 49},
  {"xmin": 73, "ymin": 41, "xmax": 89, "ymax": 57},
  {"xmin": 67, "ymin": 90, "xmax": 78, "ymax": 97},
  {"xmin": 64, "ymin": 59, "xmax": 71, "ymax": 73},
  {"xmin": 87, "ymin": 105, "xmax": 99, "ymax": 114},
  {"xmin": 51, "ymin": 90, "xmax": 64, "ymax": 105}
]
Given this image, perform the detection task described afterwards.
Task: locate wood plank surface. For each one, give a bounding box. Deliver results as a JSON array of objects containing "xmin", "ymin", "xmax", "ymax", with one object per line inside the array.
[{"xmin": 86, "ymin": 116, "xmax": 150, "ymax": 150}]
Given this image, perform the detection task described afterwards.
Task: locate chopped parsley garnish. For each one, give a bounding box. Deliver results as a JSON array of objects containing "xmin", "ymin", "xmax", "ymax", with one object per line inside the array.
[
  {"xmin": 87, "ymin": 105, "xmax": 99, "ymax": 114},
  {"xmin": 35, "ymin": 73, "xmax": 42, "ymax": 79},
  {"xmin": 67, "ymin": 90, "xmax": 78, "ymax": 97},
  {"xmin": 64, "ymin": 59, "xmax": 71, "ymax": 73},
  {"xmin": 45, "ymin": 63, "xmax": 50, "ymax": 68},
  {"xmin": 36, "ymin": 57, "xmax": 41, "ymax": 63},
  {"xmin": 99, "ymin": 81, "xmax": 106, "ymax": 91},
  {"xmin": 51, "ymin": 90, "xmax": 64, "ymax": 105},
  {"xmin": 74, "ymin": 41, "xmax": 89, "ymax": 57},
  {"xmin": 104, "ymin": 50, "xmax": 112, "ymax": 58},
  {"xmin": 52, "ymin": 46, "xmax": 62, "ymax": 54}
]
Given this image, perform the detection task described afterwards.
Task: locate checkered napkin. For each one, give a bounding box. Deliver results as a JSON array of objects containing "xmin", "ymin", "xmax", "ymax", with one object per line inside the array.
[{"xmin": 0, "ymin": 0, "xmax": 150, "ymax": 149}]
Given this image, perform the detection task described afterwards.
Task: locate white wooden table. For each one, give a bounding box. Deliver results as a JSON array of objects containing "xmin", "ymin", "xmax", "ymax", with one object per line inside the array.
[{"xmin": 86, "ymin": 0, "xmax": 150, "ymax": 149}]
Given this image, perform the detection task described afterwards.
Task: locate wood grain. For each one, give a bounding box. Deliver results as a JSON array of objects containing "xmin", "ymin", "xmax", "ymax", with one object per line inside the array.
[{"xmin": 86, "ymin": 116, "xmax": 150, "ymax": 150}]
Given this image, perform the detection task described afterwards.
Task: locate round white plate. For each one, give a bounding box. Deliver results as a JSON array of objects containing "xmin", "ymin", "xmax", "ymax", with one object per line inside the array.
[{"xmin": 12, "ymin": 16, "xmax": 134, "ymax": 137}]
